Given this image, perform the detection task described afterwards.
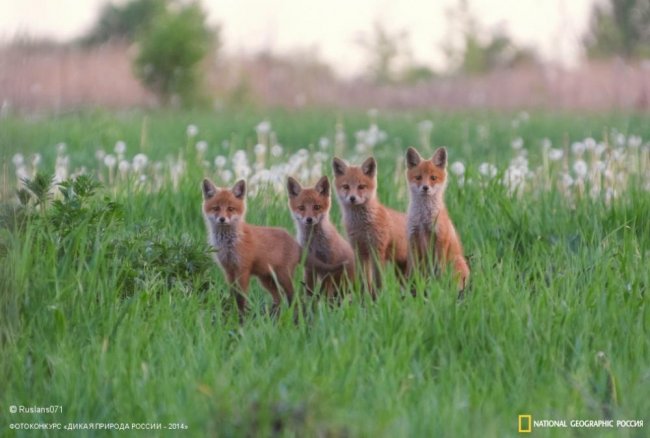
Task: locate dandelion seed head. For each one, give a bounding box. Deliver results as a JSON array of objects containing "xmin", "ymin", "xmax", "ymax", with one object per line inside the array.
[
  {"xmin": 511, "ymin": 137, "xmax": 524, "ymax": 150},
  {"xmin": 195, "ymin": 140, "xmax": 208, "ymax": 153},
  {"xmin": 254, "ymin": 143, "xmax": 267, "ymax": 155},
  {"xmin": 56, "ymin": 142, "xmax": 67, "ymax": 155},
  {"xmin": 186, "ymin": 124, "xmax": 198, "ymax": 137},
  {"xmin": 319, "ymin": 137, "xmax": 330, "ymax": 149},
  {"xmin": 548, "ymin": 148, "xmax": 564, "ymax": 161},
  {"xmin": 114, "ymin": 141, "xmax": 126, "ymax": 155},
  {"xmin": 118, "ymin": 160, "xmax": 130, "ymax": 173},
  {"xmin": 478, "ymin": 162, "xmax": 497, "ymax": 178},
  {"xmin": 450, "ymin": 161, "xmax": 466, "ymax": 176},
  {"xmin": 571, "ymin": 141, "xmax": 586, "ymax": 156},
  {"xmin": 133, "ymin": 153, "xmax": 148, "ymax": 172},
  {"xmin": 12, "ymin": 153, "xmax": 24, "ymax": 167},
  {"xmin": 214, "ymin": 155, "xmax": 227, "ymax": 168},
  {"xmin": 221, "ymin": 169, "xmax": 233, "ymax": 182},
  {"xmin": 255, "ymin": 120, "xmax": 271, "ymax": 135},
  {"xmin": 271, "ymin": 144, "xmax": 283, "ymax": 157},
  {"xmin": 573, "ymin": 159, "xmax": 588, "ymax": 178},
  {"xmin": 104, "ymin": 154, "xmax": 117, "ymax": 168}
]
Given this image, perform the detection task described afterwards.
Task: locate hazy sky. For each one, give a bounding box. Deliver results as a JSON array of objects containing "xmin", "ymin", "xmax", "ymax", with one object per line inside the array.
[{"xmin": 0, "ymin": 0, "xmax": 596, "ymax": 75}]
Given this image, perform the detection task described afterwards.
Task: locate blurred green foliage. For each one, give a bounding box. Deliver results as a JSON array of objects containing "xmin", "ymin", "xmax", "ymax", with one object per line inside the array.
[
  {"xmin": 583, "ymin": 0, "xmax": 650, "ymax": 59},
  {"xmin": 133, "ymin": 1, "xmax": 217, "ymax": 107},
  {"xmin": 80, "ymin": 0, "xmax": 167, "ymax": 46}
]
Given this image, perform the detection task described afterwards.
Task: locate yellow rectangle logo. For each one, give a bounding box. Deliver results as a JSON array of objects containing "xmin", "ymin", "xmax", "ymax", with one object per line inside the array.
[{"xmin": 519, "ymin": 415, "xmax": 532, "ymax": 433}]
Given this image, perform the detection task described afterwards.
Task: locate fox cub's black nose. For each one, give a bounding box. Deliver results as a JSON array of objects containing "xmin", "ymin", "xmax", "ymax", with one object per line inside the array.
[
  {"xmin": 422, "ymin": 186, "xmax": 429, "ymax": 192},
  {"xmin": 349, "ymin": 196, "xmax": 357, "ymax": 203},
  {"xmin": 219, "ymin": 217, "xmax": 226, "ymax": 223},
  {"xmin": 306, "ymin": 217, "xmax": 313, "ymax": 224}
]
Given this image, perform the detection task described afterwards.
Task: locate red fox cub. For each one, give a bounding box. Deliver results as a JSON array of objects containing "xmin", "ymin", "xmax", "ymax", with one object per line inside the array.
[
  {"xmin": 287, "ymin": 175, "xmax": 355, "ymax": 298},
  {"xmin": 332, "ymin": 156, "xmax": 408, "ymax": 295},
  {"xmin": 202, "ymin": 179, "xmax": 299, "ymax": 313},
  {"xmin": 405, "ymin": 147, "xmax": 469, "ymax": 291}
]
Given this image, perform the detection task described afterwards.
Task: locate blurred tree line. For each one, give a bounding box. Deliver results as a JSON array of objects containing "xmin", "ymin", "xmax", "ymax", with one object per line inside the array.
[
  {"xmin": 82, "ymin": 0, "xmax": 217, "ymax": 107},
  {"xmin": 78, "ymin": 0, "xmax": 649, "ymax": 102},
  {"xmin": 584, "ymin": 0, "xmax": 650, "ymax": 59},
  {"xmin": 360, "ymin": 0, "xmax": 650, "ymax": 85}
]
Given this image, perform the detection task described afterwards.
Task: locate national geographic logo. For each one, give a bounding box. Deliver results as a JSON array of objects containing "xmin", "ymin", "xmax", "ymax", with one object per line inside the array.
[
  {"xmin": 518, "ymin": 414, "xmax": 644, "ymax": 433},
  {"xmin": 518, "ymin": 415, "xmax": 532, "ymax": 433}
]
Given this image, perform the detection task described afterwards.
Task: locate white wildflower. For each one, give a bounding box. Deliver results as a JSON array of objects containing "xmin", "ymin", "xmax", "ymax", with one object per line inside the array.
[
  {"xmin": 221, "ymin": 169, "xmax": 233, "ymax": 183},
  {"xmin": 186, "ymin": 124, "xmax": 198, "ymax": 137},
  {"xmin": 214, "ymin": 156, "xmax": 227, "ymax": 168},
  {"xmin": 478, "ymin": 162, "xmax": 497, "ymax": 178},
  {"xmin": 628, "ymin": 135, "xmax": 642, "ymax": 148},
  {"xmin": 548, "ymin": 148, "xmax": 564, "ymax": 161},
  {"xmin": 450, "ymin": 161, "xmax": 466, "ymax": 176},
  {"xmin": 118, "ymin": 160, "xmax": 130, "ymax": 173},
  {"xmin": 95, "ymin": 149, "xmax": 106, "ymax": 160},
  {"xmin": 104, "ymin": 154, "xmax": 117, "ymax": 168},
  {"xmin": 511, "ymin": 137, "xmax": 524, "ymax": 150},
  {"xmin": 615, "ymin": 132, "xmax": 625, "ymax": 147},
  {"xmin": 319, "ymin": 137, "xmax": 330, "ymax": 149},
  {"xmin": 114, "ymin": 141, "xmax": 126, "ymax": 155},
  {"xmin": 12, "ymin": 153, "xmax": 24, "ymax": 167},
  {"xmin": 16, "ymin": 165, "xmax": 29, "ymax": 181},
  {"xmin": 195, "ymin": 140, "xmax": 208, "ymax": 153},
  {"xmin": 56, "ymin": 142, "xmax": 66, "ymax": 155},
  {"xmin": 133, "ymin": 153, "xmax": 148, "ymax": 172},
  {"xmin": 254, "ymin": 143, "xmax": 267, "ymax": 155},
  {"xmin": 571, "ymin": 141, "xmax": 585, "ymax": 156},
  {"xmin": 573, "ymin": 159, "xmax": 588, "ymax": 178},
  {"xmin": 594, "ymin": 143, "xmax": 607, "ymax": 156},
  {"xmin": 255, "ymin": 120, "xmax": 271, "ymax": 135},
  {"xmin": 271, "ymin": 144, "xmax": 283, "ymax": 157}
]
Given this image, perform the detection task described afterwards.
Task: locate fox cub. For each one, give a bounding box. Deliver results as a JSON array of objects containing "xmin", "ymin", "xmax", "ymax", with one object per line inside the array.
[
  {"xmin": 287, "ymin": 175, "xmax": 355, "ymax": 298},
  {"xmin": 332, "ymin": 156, "xmax": 408, "ymax": 294},
  {"xmin": 405, "ymin": 147, "xmax": 469, "ymax": 291}
]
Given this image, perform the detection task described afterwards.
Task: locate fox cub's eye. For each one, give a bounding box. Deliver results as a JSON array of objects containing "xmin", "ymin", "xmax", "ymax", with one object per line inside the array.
[
  {"xmin": 212, "ymin": 206, "xmax": 220, "ymax": 212},
  {"xmin": 298, "ymin": 205, "xmax": 306, "ymax": 211},
  {"xmin": 430, "ymin": 175, "xmax": 437, "ymax": 181},
  {"xmin": 358, "ymin": 184, "xmax": 366, "ymax": 190},
  {"xmin": 342, "ymin": 184, "xmax": 350, "ymax": 190},
  {"xmin": 227, "ymin": 207, "xmax": 235, "ymax": 212},
  {"xmin": 415, "ymin": 175, "xmax": 422, "ymax": 181},
  {"xmin": 313, "ymin": 205, "xmax": 321, "ymax": 211}
]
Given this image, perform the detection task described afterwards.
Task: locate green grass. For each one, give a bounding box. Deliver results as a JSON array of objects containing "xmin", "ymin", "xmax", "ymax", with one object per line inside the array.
[{"xmin": 1, "ymin": 109, "xmax": 649, "ymax": 437}]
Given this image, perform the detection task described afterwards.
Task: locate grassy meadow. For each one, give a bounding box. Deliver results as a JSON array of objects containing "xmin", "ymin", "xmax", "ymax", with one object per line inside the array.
[{"xmin": 1, "ymin": 109, "xmax": 649, "ymax": 437}]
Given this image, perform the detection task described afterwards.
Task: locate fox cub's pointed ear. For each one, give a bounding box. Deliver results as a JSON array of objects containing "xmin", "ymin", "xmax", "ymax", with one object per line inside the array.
[
  {"xmin": 332, "ymin": 157, "xmax": 348, "ymax": 176},
  {"xmin": 202, "ymin": 178, "xmax": 218, "ymax": 199},
  {"xmin": 432, "ymin": 147, "xmax": 447, "ymax": 168},
  {"xmin": 406, "ymin": 147, "xmax": 422, "ymax": 169},
  {"xmin": 315, "ymin": 175, "xmax": 330, "ymax": 197},
  {"xmin": 232, "ymin": 180, "xmax": 246, "ymax": 199},
  {"xmin": 361, "ymin": 156, "xmax": 377, "ymax": 177},
  {"xmin": 286, "ymin": 177, "xmax": 302, "ymax": 198}
]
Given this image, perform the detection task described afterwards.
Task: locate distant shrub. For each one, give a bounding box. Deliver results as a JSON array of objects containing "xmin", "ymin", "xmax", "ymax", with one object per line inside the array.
[
  {"xmin": 80, "ymin": 0, "xmax": 167, "ymax": 46},
  {"xmin": 133, "ymin": 2, "xmax": 218, "ymax": 107},
  {"xmin": 2, "ymin": 173, "xmax": 214, "ymax": 297}
]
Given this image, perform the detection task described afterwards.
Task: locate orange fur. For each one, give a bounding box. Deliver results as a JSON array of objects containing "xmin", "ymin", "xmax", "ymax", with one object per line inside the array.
[
  {"xmin": 405, "ymin": 147, "xmax": 469, "ymax": 291},
  {"xmin": 287, "ymin": 176, "xmax": 355, "ymax": 298},
  {"xmin": 332, "ymin": 157, "xmax": 408, "ymax": 296},
  {"xmin": 202, "ymin": 179, "xmax": 301, "ymax": 314}
]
